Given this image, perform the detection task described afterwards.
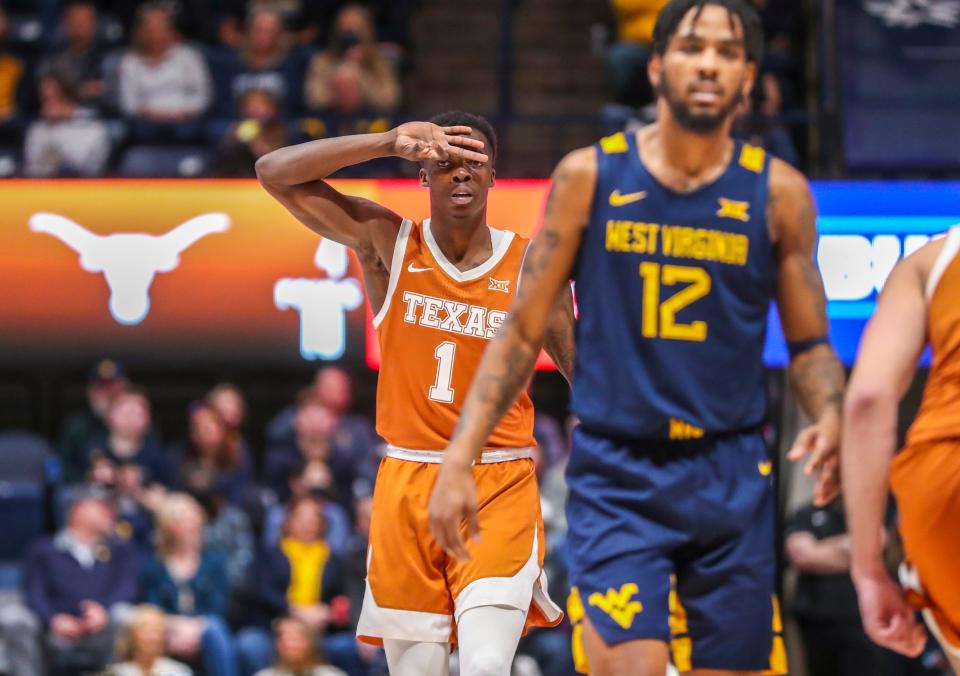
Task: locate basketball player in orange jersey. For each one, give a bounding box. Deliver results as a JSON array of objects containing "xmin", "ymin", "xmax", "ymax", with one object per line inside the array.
[
  {"xmin": 255, "ymin": 112, "xmax": 570, "ymax": 676},
  {"xmin": 843, "ymin": 225, "xmax": 960, "ymax": 667}
]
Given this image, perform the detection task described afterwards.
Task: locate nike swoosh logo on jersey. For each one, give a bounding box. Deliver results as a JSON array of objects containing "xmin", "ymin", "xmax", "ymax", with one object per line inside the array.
[
  {"xmin": 609, "ymin": 189, "xmax": 648, "ymax": 207},
  {"xmin": 407, "ymin": 263, "xmax": 434, "ymax": 273}
]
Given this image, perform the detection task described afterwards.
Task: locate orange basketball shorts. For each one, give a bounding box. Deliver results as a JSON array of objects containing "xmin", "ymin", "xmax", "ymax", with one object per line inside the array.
[
  {"xmin": 891, "ymin": 439, "xmax": 960, "ymax": 655},
  {"xmin": 356, "ymin": 447, "xmax": 563, "ymax": 645}
]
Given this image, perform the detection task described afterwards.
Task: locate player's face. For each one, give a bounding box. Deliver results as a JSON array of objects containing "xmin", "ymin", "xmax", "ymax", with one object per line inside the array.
[
  {"xmin": 420, "ymin": 128, "xmax": 495, "ymax": 221},
  {"xmin": 649, "ymin": 4, "xmax": 756, "ymax": 134}
]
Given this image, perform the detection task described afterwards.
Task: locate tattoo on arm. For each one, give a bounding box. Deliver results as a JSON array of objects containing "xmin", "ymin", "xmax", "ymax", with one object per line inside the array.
[
  {"xmin": 544, "ymin": 285, "xmax": 576, "ymax": 384},
  {"xmin": 789, "ymin": 345, "xmax": 845, "ymax": 420}
]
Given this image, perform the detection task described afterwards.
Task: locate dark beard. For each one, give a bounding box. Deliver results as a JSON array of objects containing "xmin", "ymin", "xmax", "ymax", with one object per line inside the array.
[{"xmin": 658, "ymin": 70, "xmax": 743, "ymax": 135}]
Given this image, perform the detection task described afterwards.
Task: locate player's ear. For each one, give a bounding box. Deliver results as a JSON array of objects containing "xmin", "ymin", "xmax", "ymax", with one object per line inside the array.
[
  {"xmin": 419, "ymin": 167, "xmax": 429, "ymax": 187},
  {"xmin": 648, "ymin": 52, "xmax": 662, "ymax": 92},
  {"xmin": 489, "ymin": 168, "xmax": 496, "ymax": 187}
]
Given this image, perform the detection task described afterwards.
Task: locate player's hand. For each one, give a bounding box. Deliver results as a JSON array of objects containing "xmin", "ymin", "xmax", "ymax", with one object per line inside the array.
[
  {"xmin": 428, "ymin": 459, "xmax": 480, "ymax": 562},
  {"xmin": 787, "ymin": 406, "xmax": 841, "ymax": 506},
  {"xmin": 854, "ymin": 572, "xmax": 926, "ymax": 657},
  {"xmin": 391, "ymin": 122, "xmax": 489, "ymax": 164}
]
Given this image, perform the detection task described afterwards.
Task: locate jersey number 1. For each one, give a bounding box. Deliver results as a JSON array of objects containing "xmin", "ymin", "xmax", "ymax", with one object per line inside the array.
[{"xmin": 429, "ymin": 341, "xmax": 457, "ymax": 403}]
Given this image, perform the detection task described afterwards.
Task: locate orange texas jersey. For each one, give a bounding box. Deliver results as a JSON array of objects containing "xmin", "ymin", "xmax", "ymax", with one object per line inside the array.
[
  {"xmin": 907, "ymin": 226, "xmax": 960, "ymax": 447},
  {"xmin": 373, "ymin": 218, "xmax": 535, "ymax": 451}
]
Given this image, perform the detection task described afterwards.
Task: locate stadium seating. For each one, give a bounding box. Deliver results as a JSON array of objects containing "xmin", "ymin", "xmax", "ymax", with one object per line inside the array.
[
  {"xmin": 118, "ymin": 145, "xmax": 214, "ymax": 178},
  {"xmin": 0, "ymin": 431, "xmax": 51, "ymax": 590}
]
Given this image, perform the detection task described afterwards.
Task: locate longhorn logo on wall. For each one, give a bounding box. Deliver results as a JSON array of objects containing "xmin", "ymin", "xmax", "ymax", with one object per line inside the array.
[
  {"xmin": 30, "ymin": 212, "xmax": 231, "ymax": 325},
  {"xmin": 864, "ymin": 0, "xmax": 960, "ymax": 28}
]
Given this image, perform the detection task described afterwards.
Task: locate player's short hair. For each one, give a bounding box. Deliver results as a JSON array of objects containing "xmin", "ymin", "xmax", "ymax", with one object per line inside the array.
[
  {"xmin": 653, "ymin": 0, "xmax": 764, "ymax": 65},
  {"xmin": 428, "ymin": 111, "xmax": 498, "ymax": 163}
]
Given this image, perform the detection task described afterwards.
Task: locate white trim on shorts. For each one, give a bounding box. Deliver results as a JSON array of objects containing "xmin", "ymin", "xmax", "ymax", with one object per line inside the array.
[
  {"xmin": 900, "ymin": 562, "xmax": 960, "ymax": 658},
  {"xmin": 356, "ymin": 545, "xmax": 452, "ymax": 644},
  {"xmin": 385, "ymin": 445, "xmax": 533, "ymax": 464},
  {"xmin": 372, "ymin": 218, "xmax": 413, "ymax": 329},
  {"xmin": 454, "ymin": 527, "xmax": 563, "ymax": 624}
]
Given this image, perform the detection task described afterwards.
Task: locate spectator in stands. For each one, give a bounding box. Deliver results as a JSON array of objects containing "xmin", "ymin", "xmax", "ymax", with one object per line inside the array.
[
  {"xmin": 117, "ymin": 3, "xmax": 212, "ymax": 143},
  {"xmin": 785, "ymin": 500, "xmax": 897, "ymax": 676},
  {"xmin": 267, "ymin": 367, "xmax": 380, "ymax": 490},
  {"xmin": 732, "ymin": 72, "xmax": 798, "ymax": 167},
  {"xmin": 606, "ymin": 0, "xmax": 666, "ymax": 106},
  {"xmin": 254, "ymin": 616, "xmax": 347, "ymax": 676},
  {"xmin": 84, "ymin": 388, "xmax": 173, "ymax": 489},
  {"xmin": 0, "ymin": 5, "xmax": 30, "ymax": 145},
  {"xmin": 59, "ymin": 359, "xmax": 128, "ymax": 485},
  {"xmin": 122, "ymin": 0, "xmax": 247, "ymax": 47},
  {"xmin": 17, "ymin": 489, "xmax": 138, "ymax": 674},
  {"xmin": 108, "ymin": 604, "xmax": 193, "ymax": 676},
  {"xmin": 212, "ymin": 88, "xmax": 291, "ymax": 178},
  {"xmin": 264, "ymin": 391, "xmax": 365, "ymax": 510},
  {"xmin": 177, "ymin": 400, "xmax": 251, "ymax": 507},
  {"xmin": 246, "ymin": 0, "xmax": 325, "ymax": 46},
  {"xmin": 39, "ymin": 1, "xmax": 108, "ymax": 110},
  {"xmin": 206, "ymin": 382, "xmax": 256, "ymax": 481},
  {"xmin": 304, "ymin": 4, "xmax": 400, "ymax": 115},
  {"xmin": 181, "ymin": 464, "xmax": 255, "ymax": 591},
  {"xmin": 140, "ymin": 493, "xmax": 238, "ymax": 676},
  {"xmin": 24, "ymin": 74, "xmax": 111, "ymax": 177},
  {"xmin": 262, "ymin": 457, "xmax": 351, "ymax": 557},
  {"xmin": 238, "ymin": 496, "xmax": 350, "ymax": 676},
  {"xmin": 206, "ymin": 382, "xmax": 249, "ymax": 450},
  {"xmin": 230, "ymin": 10, "xmax": 303, "ymax": 116}
]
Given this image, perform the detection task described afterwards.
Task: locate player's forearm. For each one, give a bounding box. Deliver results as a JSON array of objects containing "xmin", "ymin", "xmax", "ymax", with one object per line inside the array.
[
  {"xmin": 256, "ymin": 131, "xmax": 395, "ymax": 187},
  {"xmin": 543, "ymin": 285, "xmax": 576, "ymax": 385},
  {"xmin": 446, "ymin": 319, "xmax": 543, "ymax": 467},
  {"xmin": 788, "ymin": 344, "xmax": 845, "ymax": 421},
  {"xmin": 842, "ymin": 384, "xmax": 898, "ymax": 580},
  {"xmin": 787, "ymin": 533, "xmax": 851, "ymax": 574}
]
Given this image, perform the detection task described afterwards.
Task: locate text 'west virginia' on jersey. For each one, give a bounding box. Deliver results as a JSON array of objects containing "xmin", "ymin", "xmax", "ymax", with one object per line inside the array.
[
  {"xmin": 572, "ymin": 132, "xmax": 777, "ymax": 440},
  {"xmin": 373, "ymin": 218, "xmax": 536, "ymax": 451}
]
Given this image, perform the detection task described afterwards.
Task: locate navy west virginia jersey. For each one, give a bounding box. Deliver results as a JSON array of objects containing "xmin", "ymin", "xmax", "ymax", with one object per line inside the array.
[{"xmin": 571, "ymin": 131, "xmax": 776, "ymax": 440}]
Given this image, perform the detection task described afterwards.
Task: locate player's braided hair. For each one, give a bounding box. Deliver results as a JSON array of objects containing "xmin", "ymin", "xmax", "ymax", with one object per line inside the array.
[
  {"xmin": 652, "ymin": 0, "xmax": 764, "ymax": 65},
  {"xmin": 429, "ymin": 111, "xmax": 498, "ymax": 163}
]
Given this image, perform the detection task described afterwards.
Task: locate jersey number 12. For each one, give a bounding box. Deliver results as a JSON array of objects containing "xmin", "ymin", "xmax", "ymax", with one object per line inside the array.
[{"xmin": 639, "ymin": 263, "xmax": 711, "ymax": 342}]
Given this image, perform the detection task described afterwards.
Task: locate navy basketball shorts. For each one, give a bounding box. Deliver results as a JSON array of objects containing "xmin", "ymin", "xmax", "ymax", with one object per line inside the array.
[{"xmin": 564, "ymin": 425, "xmax": 786, "ymax": 674}]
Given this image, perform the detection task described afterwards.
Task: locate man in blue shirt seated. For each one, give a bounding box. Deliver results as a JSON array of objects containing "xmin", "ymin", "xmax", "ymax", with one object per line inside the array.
[{"xmin": 2, "ymin": 487, "xmax": 138, "ymax": 675}]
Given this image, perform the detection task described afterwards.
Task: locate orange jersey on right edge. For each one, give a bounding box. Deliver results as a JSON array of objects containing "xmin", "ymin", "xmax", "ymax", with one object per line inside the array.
[
  {"xmin": 906, "ymin": 226, "xmax": 960, "ymax": 447},
  {"xmin": 373, "ymin": 218, "xmax": 535, "ymax": 451}
]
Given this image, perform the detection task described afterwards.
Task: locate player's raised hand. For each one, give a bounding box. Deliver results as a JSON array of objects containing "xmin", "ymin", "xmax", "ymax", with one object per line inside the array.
[
  {"xmin": 391, "ymin": 122, "xmax": 489, "ymax": 164},
  {"xmin": 428, "ymin": 460, "xmax": 480, "ymax": 562},
  {"xmin": 855, "ymin": 572, "xmax": 926, "ymax": 657},
  {"xmin": 788, "ymin": 406, "xmax": 841, "ymax": 506}
]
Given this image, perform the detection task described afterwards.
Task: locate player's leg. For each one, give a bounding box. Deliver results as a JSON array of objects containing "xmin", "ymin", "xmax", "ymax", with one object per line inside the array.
[
  {"xmin": 673, "ymin": 432, "xmax": 784, "ymax": 675},
  {"xmin": 564, "ymin": 427, "xmax": 681, "ymax": 676},
  {"xmin": 580, "ymin": 614, "xmax": 670, "ymax": 676},
  {"xmin": 357, "ymin": 459, "xmax": 456, "ymax": 654},
  {"xmin": 446, "ymin": 457, "xmax": 563, "ymax": 667},
  {"xmin": 383, "ymin": 639, "xmax": 450, "ymax": 676},
  {"xmin": 456, "ymin": 604, "xmax": 526, "ymax": 676}
]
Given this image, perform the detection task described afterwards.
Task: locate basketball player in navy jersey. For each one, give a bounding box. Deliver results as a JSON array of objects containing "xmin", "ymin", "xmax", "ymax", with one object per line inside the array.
[{"xmin": 429, "ymin": 1, "xmax": 845, "ymax": 674}]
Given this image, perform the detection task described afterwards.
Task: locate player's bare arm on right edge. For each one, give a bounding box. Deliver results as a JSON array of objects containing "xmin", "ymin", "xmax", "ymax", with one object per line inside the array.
[
  {"xmin": 842, "ymin": 249, "xmax": 931, "ymax": 657},
  {"xmin": 428, "ymin": 146, "xmax": 596, "ymax": 560},
  {"xmin": 255, "ymin": 123, "xmax": 489, "ymax": 260}
]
